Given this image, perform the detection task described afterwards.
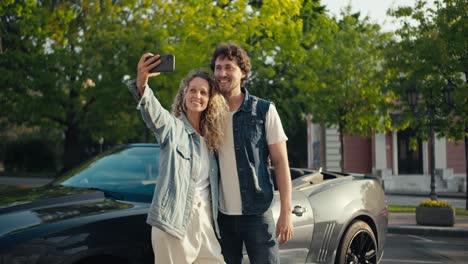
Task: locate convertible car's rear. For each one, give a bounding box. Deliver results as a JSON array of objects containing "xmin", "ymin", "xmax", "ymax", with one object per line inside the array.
[{"xmin": 271, "ymin": 169, "xmax": 387, "ymax": 264}]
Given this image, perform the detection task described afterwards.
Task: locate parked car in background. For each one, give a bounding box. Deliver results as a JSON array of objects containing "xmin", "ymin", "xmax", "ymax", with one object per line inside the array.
[{"xmin": 0, "ymin": 144, "xmax": 387, "ymax": 264}]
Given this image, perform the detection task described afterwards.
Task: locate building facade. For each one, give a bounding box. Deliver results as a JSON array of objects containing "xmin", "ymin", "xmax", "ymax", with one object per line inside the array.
[{"xmin": 307, "ymin": 118, "xmax": 466, "ymax": 193}]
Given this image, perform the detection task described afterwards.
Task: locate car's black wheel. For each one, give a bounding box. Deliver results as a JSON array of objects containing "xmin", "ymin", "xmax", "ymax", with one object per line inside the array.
[{"xmin": 336, "ymin": 220, "xmax": 377, "ymax": 264}]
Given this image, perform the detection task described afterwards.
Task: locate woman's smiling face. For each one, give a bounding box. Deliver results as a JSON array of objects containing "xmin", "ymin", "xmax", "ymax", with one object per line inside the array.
[{"xmin": 184, "ymin": 77, "xmax": 210, "ymax": 114}]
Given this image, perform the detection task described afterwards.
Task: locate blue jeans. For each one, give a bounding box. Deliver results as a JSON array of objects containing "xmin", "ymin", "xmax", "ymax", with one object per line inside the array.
[{"xmin": 218, "ymin": 209, "xmax": 279, "ymax": 264}]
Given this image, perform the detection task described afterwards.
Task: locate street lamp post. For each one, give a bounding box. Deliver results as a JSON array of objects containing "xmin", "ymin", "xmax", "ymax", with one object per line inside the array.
[
  {"xmin": 428, "ymin": 107, "xmax": 437, "ymax": 201},
  {"xmin": 406, "ymin": 88, "xmax": 438, "ymax": 201}
]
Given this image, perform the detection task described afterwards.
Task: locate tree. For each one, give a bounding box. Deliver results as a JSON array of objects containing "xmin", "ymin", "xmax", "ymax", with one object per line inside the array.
[
  {"xmin": 1, "ymin": 0, "xmax": 309, "ymax": 169},
  {"xmin": 386, "ymin": 0, "xmax": 467, "ymax": 207},
  {"xmin": 4, "ymin": 0, "xmax": 399, "ymax": 172},
  {"xmin": 1, "ymin": 0, "xmax": 149, "ymax": 171},
  {"xmin": 300, "ymin": 6, "xmax": 393, "ymax": 172},
  {"xmin": 136, "ymin": 0, "xmax": 307, "ymax": 165},
  {"xmin": 239, "ymin": 0, "xmax": 317, "ymax": 167}
]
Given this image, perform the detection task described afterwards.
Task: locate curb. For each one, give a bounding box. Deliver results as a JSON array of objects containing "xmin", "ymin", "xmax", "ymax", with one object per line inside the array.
[{"xmin": 388, "ymin": 225, "xmax": 468, "ymax": 238}]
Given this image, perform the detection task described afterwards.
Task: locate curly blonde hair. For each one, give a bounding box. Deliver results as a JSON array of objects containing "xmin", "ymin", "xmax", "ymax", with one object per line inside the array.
[{"xmin": 171, "ymin": 69, "xmax": 228, "ymax": 152}]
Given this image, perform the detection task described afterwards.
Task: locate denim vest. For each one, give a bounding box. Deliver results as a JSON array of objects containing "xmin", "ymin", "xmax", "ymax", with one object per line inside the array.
[
  {"xmin": 127, "ymin": 80, "xmax": 220, "ymax": 240},
  {"xmin": 234, "ymin": 88, "xmax": 273, "ymax": 215}
]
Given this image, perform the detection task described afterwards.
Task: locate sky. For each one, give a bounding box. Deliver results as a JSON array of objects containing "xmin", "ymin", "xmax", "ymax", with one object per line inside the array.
[{"xmin": 321, "ymin": 0, "xmax": 435, "ymax": 32}]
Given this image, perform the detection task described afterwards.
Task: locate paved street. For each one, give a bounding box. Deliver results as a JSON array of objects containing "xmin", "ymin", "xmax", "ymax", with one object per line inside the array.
[{"xmin": 382, "ymin": 233, "xmax": 468, "ymax": 264}]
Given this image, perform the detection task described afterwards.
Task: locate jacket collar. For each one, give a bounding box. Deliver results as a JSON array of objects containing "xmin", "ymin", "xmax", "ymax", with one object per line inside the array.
[
  {"xmin": 180, "ymin": 114, "xmax": 197, "ymax": 135},
  {"xmin": 239, "ymin": 87, "xmax": 253, "ymax": 112}
]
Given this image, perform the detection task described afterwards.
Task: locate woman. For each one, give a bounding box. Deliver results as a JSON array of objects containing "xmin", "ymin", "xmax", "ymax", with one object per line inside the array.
[{"xmin": 127, "ymin": 53, "xmax": 227, "ymax": 264}]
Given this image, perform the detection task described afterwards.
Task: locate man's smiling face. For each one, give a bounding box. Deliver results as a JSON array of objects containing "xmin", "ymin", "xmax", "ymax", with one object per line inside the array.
[{"xmin": 214, "ymin": 56, "xmax": 246, "ymax": 96}]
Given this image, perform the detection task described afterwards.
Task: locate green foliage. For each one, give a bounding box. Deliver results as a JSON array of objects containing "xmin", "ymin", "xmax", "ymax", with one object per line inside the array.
[
  {"xmin": 388, "ymin": 205, "xmax": 416, "ymax": 213},
  {"xmin": 4, "ymin": 136, "xmax": 57, "ymax": 172},
  {"xmin": 1, "ymin": 0, "xmax": 312, "ymax": 167},
  {"xmin": 1, "ymin": 0, "xmax": 417, "ymax": 170},
  {"xmin": 244, "ymin": 0, "xmax": 322, "ymax": 166},
  {"xmin": 385, "ymin": 0, "xmax": 467, "ymax": 142},
  {"xmin": 1, "ymin": 0, "xmax": 151, "ymax": 169},
  {"xmin": 291, "ymin": 4, "xmax": 393, "ymax": 169},
  {"xmin": 302, "ymin": 9, "xmax": 392, "ymax": 137}
]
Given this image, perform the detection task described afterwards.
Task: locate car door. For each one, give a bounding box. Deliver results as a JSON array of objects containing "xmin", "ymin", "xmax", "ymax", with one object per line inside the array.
[
  {"xmin": 241, "ymin": 189, "xmax": 314, "ymax": 264},
  {"xmin": 272, "ymin": 190, "xmax": 314, "ymax": 264}
]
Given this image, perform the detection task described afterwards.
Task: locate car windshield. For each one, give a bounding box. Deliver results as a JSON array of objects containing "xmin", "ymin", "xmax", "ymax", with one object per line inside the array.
[{"xmin": 55, "ymin": 145, "xmax": 160, "ymax": 198}]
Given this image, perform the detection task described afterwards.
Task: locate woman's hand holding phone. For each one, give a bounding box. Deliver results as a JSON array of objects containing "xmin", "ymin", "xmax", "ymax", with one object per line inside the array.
[
  {"xmin": 136, "ymin": 53, "xmax": 176, "ymax": 96},
  {"xmin": 136, "ymin": 53, "xmax": 161, "ymax": 96}
]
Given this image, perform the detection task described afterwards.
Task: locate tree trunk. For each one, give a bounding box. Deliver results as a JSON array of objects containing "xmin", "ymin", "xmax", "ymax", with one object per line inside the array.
[
  {"xmin": 465, "ymin": 132, "xmax": 467, "ymax": 210},
  {"xmin": 464, "ymin": 76, "xmax": 467, "ymax": 210},
  {"xmin": 62, "ymin": 124, "xmax": 80, "ymax": 173}
]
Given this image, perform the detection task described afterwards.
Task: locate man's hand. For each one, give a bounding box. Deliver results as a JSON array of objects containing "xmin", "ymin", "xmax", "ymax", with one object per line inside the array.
[
  {"xmin": 276, "ymin": 211, "xmax": 293, "ymax": 244},
  {"xmin": 136, "ymin": 53, "xmax": 161, "ymax": 95},
  {"xmin": 269, "ymin": 141, "xmax": 293, "ymax": 244}
]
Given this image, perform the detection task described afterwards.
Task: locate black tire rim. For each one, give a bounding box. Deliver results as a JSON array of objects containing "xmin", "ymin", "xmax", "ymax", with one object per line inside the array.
[{"xmin": 345, "ymin": 229, "xmax": 377, "ymax": 264}]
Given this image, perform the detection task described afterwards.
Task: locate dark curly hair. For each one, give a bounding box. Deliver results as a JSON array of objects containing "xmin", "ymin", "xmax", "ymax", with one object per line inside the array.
[{"xmin": 210, "ymin": 42, "xmax": 251, "ymax": 87}]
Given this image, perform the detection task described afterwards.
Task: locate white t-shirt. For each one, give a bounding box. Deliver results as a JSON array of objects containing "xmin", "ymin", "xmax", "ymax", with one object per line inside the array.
[
  {"xmin": 218, "ymin": 104, "xmax": 287, "ymax": 215},
  {"xmin": 195, "ymin": 137, "xmax": 210, "ymax": 203}
]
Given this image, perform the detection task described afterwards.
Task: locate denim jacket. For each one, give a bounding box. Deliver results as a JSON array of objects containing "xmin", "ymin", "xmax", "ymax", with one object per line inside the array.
[
  {"xmin": 233, "ymin": 88, "xmax": 273, "ymax": 215},
  {"xmin": 127, "ymin": 80, "xmax": 220, "ymax": 239}
]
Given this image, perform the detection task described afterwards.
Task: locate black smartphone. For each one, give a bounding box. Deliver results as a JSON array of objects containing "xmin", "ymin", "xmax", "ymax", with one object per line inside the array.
[{"xmin": 146, "ymin": 54, "xmax": 175, "ymax": 72}]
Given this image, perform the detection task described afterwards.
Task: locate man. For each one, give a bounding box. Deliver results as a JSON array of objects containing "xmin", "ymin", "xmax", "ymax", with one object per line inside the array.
[{"xmin": 210, "ymin": 42, "xmax": 293, "ymax": 264}]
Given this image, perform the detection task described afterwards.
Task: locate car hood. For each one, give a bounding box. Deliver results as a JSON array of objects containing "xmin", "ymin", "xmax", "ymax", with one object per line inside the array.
[{"xmin": 0, "ymin": 185, "xmax": 137, "ymax": 238}]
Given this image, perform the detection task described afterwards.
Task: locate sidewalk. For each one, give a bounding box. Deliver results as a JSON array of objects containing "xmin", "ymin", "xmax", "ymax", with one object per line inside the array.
[
  {"xmin": 388, "ymin": 212, "xmax": 468, "ymax": 238},
  {"xmin": 385, "ymin": 190, "xmax": 468, "ymax": 237},
  {"xmin": 1, "ymin": 176, "xmax": 467, "ymax": 237}
]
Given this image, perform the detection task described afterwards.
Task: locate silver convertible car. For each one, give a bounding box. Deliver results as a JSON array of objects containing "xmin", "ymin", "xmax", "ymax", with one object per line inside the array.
[{"xmin": 0, "ymin": 144, "xmax": 387, "ymax": 264}]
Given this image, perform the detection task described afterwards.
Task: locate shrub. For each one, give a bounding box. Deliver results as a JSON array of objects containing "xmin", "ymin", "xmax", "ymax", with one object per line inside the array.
[{"xmin": 4, "ymin": 137, "xmax": 57, "ymax": 173}]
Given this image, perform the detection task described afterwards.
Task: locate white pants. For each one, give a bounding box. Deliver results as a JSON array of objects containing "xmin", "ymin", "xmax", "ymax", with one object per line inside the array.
[{"xmin": 151, "ymin": 196, "xmax": 225, "ymax": 264}]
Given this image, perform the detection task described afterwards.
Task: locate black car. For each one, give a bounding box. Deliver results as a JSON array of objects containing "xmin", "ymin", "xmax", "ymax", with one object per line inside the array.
[
  {"xmin": 0, "ymin": 144, "xmax": 387, "ymax": 264},
  {"xmin": 0, "ymin": 144, "xmax": 159, "ymax": 264}
]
